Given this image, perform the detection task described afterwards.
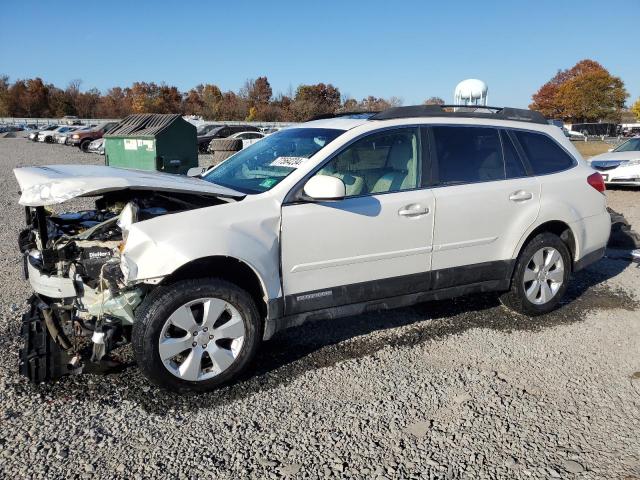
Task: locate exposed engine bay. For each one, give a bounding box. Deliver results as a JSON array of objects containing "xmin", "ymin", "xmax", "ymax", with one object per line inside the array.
[{"xmin": 19, "ymin": 190, "xmax": 225, "ymax": 382}]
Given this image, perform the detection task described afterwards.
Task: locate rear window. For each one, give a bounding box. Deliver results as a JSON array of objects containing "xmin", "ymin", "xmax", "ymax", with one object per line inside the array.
[{"xmin": 514, "ymin": 131, "xmax": 575, "ymax": 175}]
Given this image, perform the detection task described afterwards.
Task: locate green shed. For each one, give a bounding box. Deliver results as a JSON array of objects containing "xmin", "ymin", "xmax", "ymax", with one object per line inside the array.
[{"xmin": 104, "ymin": 114, "xmax": 197, "ymax": 175}]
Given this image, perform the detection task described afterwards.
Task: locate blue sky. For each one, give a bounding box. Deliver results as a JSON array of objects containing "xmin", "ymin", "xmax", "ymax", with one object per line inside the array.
[{"xmin": 1, "ymin": 0, "xmax": 637, "ymax": 108}]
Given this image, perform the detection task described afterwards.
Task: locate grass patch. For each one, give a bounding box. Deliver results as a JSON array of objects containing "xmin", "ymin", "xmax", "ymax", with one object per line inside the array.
[{"xmin": 573, "ymin": 140, "xmax": 610, "ymax": 158}]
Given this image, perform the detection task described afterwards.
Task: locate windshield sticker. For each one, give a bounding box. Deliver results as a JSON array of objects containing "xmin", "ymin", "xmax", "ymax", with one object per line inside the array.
[
  {"xmin": 259, "ymin": 178, "xmax": 278, "ymax": 188},
  {"xmin": 270, "ymin": 156, "xmax": 308, "ymax": 168}
]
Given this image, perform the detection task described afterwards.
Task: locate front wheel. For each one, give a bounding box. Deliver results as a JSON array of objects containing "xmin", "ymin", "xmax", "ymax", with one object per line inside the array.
[
  {"xmin": 133, "ymin": 278, "xmax": 262, "ymax": 392},
  {"xmin": 500, "ymin": 233, "xmax": 571, "ymax": 316},
  {"xmin": 79, "ymin": 139, "xmax": 92, "ymax": 152}
]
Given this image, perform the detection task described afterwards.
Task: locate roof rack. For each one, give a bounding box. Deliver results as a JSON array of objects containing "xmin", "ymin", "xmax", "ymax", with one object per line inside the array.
[
  {"xmin": 307, "ymin": 111, "xmax": 380, "ymax": 121},
  {"xmin": 370, "ymin": 105, "xmax": 547, "ymax": 125}
]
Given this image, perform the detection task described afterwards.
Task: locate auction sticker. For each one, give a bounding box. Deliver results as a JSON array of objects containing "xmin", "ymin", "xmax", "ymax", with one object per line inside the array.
[{"xmin": 270, "ymin": 156, "xmax": 308, "ymax": 168}]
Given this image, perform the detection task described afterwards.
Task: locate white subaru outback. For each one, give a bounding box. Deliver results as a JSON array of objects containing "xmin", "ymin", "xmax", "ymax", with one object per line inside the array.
[{"xmin": 15, "ymin": 105, "xmax": 611, "ymax": 392}]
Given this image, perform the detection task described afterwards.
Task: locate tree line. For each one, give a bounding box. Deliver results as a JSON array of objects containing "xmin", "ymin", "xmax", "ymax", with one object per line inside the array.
[
  {"xmin": 1, "ymin": 59, "xmax": 636, "ymax": 122},
  {"xmin": 0, "ymin": 75, "xmax": 417, "ymax": 121}
]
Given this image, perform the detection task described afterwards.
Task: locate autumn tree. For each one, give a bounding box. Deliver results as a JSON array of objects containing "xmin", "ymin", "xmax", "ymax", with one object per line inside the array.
[
  {"xmin": 530, "ymin": 60, "xmax": 628, "ymax": 121},
  {"xmin": 75, "ymin": 88, "xmax": 102, "ymax": 118},
  {"xmin": 5, "ymin": 80, "xmax": 28, "ymax": 116},
  {"xmin": 98, "ymin": 87, "xmax": 131, "ymax": 118},
  {"xmin": 183, "ymin": 88, "xmax": 204, "ymax": 115},
  {"xmin": 424, "ymin": 96, "xmax": 445, "ymax": 105},
  {"xmin": 200, "ymin": 84, "xmax": 223, "ymax": 119},
  {"xmin": 0, "ymin": 75, "xmax": 9, "ymax": 116},
  {"xmin": 630, "ymin": 98, "xmax": 640, "ymax": 121},
  {"xmin": 292, "ymin": 83, "xmax": 341, "ymax": 120}
]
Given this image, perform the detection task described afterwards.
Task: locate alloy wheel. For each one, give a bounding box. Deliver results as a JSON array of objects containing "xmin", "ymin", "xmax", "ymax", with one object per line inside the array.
[
  {"xmin": 158, "ymin": 298, "xmax": 245, "ymax": 381},
  {"xmin": 522, "ymin": 247, "xmax": 565, "ymax": 305}
]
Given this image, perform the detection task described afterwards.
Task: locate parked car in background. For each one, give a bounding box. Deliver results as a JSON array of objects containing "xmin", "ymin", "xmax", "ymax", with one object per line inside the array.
[
  {"xmin": 589, "ymin": 136, "xmax": 640, "ymax": 186},
  {"xmin": 228, "ymin": 131, "xmax": 266, "ymax": 149},
  {"xmin": 0, "ymin": 125, "xmax": 24, "ymax": 133},
  {"xmin": 37, "ymin": 126, "xmax": 74, "ymax": 143},
  {"xmin": 68, "ymin": 121, "xmax": 118, "ymax": 151},
  {"xmin": 87, "ymin": 137, "xmax": 105, "ymax": 155},
  {"xmin": 562, "ymin": 128, "xmax": 585, "ymax": 140},
  {"xmin": 29, "ymin": 125, "xmax": 58, "ymax": 141},
  {"xmin": 197, "ymin": 124, "xmax": 260, "ymax": 152},
  {"xmin": 54, "ymin": 126, "xmax": 82, "ymax": 144}
]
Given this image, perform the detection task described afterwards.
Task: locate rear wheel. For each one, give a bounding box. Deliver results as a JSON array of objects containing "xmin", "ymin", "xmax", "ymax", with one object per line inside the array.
[
  {"xmin": 500, "ymin": 233, "xmax": 571, "ymax": 316},
  {"xmin": 133, "ymin": 278, "xmax": 262, "ymax": 392}
]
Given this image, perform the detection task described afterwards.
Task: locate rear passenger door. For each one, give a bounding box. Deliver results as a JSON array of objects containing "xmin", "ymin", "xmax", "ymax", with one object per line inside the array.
[{"xmin": 429, "ymin": 126, "xmax": 540, "ymax": 287}]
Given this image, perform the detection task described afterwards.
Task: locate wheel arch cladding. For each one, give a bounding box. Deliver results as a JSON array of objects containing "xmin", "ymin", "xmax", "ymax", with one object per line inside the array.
[
  {"xmin": 515, "ymin": 221, "xmax": 576, "ymax": 266},
  {"xmin": 161, "ymin": 256, "xmax": 268, "ymax": 321}
]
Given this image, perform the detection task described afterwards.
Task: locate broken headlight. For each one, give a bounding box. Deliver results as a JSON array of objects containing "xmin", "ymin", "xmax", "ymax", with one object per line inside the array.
[
  {"xmin": 119, "ymin": 253, "xmax": 138, "ymax": 284},
  {"xmin": 117, "ymin": 202, "xmax": 139, "ymax": 240}
]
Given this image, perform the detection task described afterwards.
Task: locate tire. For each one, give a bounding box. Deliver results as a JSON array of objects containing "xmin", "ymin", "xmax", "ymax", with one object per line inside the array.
[
  {"xmin": 79, "ymin": 138, "xmax": 93, "ymax": 152},
  {"xmin": 133, "ymin": 278, "xmax": 262, "ymax": 392},
  {"xmin": 45, "ymin": 135, "xmax": 54, "ymax": 143},
  {"xmin": 499, "ymin": 232, "xmax": 572, "ymax": 316},
  {"xmin": 209, "ymin": 138, "xmax": 243, "ymax": 152}
]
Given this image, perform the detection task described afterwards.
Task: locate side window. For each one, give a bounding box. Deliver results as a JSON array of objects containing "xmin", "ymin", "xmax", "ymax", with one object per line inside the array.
[
  {"xmin": 514, "ymin": 131, "xmax": 575, "ymax": 175},
  {"xmin": 501, "ymin": 130, "xmax": 527, "ymax": 179},
  {"xmin": 432, "ymin": 126, "xmax": 503, "ymax": 185},
  {"xmin": 316, "ymin": 128, "xmax": 420, "ymax": 197}
]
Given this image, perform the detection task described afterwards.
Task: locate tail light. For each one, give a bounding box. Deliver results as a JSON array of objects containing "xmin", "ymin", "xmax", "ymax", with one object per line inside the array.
[{"xmin": 587, "ymin": 172, "xmax": 606, "ymax": 193}]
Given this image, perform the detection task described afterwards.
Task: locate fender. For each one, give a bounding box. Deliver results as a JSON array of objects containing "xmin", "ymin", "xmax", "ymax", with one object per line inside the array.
[{"xmin": 121, "ymin": 197, "xmax": 282, "ymax": 299}]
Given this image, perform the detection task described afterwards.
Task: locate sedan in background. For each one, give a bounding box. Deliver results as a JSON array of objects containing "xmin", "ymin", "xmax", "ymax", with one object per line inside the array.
[
  {"xmin": 29, "ymin": 125, "xmax": 59, "ymax": 141},
  {"xmin": 38, "ymin": 126, "xmax": 77, "ymax": 143},
  {"xmin": 54, "ymin": 126, "xmax": 82, "ymax": 144},
  {"xmin": 87, "ymin": 138, "xmax": 105, "ymax": 155},
  {"xmin": 229, "ymin": 131, "xmax": 266, "ymax": 148},
  {"xmin": 589, "ymin": 137, "xmax": 640, "ymax": 187}
]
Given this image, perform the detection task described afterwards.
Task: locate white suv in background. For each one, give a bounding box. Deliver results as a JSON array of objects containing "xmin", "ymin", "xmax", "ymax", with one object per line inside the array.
[{"xmin": 15, "ymin": 105, "xmax": 611, "ymax": 392}]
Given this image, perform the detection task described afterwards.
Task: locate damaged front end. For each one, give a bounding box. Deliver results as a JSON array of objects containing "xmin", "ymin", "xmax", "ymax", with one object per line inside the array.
[{"xmin": 18, "ymin": 191, "xmax": 221, "ymax": 383}]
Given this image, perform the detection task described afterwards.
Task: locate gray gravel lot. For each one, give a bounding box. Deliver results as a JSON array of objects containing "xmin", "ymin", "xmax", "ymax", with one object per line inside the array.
[{"xmin": 0, "ymin": 138, "xmax": 639, "ymax": 479}]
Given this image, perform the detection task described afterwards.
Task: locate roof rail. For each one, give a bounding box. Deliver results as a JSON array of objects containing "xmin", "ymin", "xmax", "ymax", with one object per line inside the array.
[
  {"xmin": 307, "ymin": 111, "xmax": 380, "ymax": 121},
  {"xmin": 370, "ymin": 105, "xmax": 547, "ymax": 125}
]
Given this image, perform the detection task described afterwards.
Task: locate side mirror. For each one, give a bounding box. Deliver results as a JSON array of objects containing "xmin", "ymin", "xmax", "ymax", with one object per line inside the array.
[
  {"xmin": 187, "ymin": 166, "xmax": 207, "ymax": 177},
  {"xmin": 303, "ymin": 175, "xmax": 346, "ymax": 201}
]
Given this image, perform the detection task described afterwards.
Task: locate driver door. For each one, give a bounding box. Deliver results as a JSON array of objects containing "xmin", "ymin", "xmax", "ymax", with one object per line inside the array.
[{"xmin": 280, "ymin": 127, "xmax": 435, "ymax": 315}]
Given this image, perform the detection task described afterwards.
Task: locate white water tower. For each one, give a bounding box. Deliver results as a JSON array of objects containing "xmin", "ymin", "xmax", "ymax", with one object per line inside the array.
[{"xmin": 454, "ymin": 79, "xmax": 488, "ymax": 109}]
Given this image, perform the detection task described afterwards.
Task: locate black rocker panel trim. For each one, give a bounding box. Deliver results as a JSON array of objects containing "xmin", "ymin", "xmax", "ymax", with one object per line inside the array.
[{"xmin": 283, "ymin": 259, "xmax": 514, "ymax": 316}]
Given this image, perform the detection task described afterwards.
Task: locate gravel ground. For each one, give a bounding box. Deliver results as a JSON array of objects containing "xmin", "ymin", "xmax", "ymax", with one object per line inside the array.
[{"xmin": 0, "ymin": 138, "xmax": 639, "ymax": 479}]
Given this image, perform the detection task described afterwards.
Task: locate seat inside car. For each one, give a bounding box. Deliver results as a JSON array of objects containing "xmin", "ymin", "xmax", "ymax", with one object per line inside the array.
[
  {"xmin": 319, "ymin": 149, "xmax": 365, "ymax": 196},
  {"xmin": 370, "ymin": 137, "xmax": 417, "ymax": 193}
]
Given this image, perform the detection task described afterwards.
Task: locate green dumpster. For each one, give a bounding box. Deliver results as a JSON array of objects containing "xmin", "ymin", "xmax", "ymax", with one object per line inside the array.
[{"xmin": 104, "ymin": 114, "xmax": 197, "ymax": 175}]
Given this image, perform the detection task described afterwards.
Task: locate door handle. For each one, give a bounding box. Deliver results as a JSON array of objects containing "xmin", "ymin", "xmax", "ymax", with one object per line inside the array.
[
  {"xmin": 398, "ymin": 205, "xmax": 429, "ymax": 217},
  {"xmin": 509, "ymin": 190, "xmax": 533, "ymax": 202}
]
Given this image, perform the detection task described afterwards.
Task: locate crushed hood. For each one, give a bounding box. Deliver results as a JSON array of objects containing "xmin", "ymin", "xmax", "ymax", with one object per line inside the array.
[{"xmin": 14, "ymin": 165, "xmax": 244, "ymax": 206}]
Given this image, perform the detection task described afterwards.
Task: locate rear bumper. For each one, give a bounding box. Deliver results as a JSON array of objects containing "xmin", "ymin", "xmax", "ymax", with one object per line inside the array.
[{"xmin": 571, "ymin": 211, "xmax": 611, "ymax": 270}]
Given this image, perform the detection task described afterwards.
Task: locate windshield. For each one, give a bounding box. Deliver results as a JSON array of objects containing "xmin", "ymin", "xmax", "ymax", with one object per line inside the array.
[
  {"xmin": 196, "ymin": 124, "xmax": 221, "ymax": 136},
  {"xmin": 202, "ymin": 128, "xmax": 344, "ymax": 194},
  {"xmin": 613, "ymin": 138, "xmax": 640, "ymax": 152}
]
